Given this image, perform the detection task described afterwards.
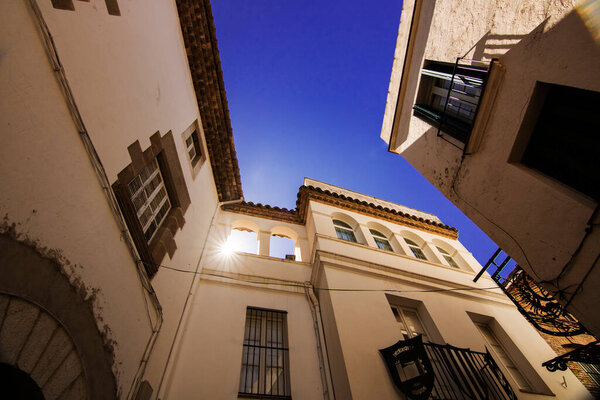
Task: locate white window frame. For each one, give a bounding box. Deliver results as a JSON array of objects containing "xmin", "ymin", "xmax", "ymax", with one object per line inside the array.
[
  {"xmin": 404, "ymin": 238, "xmax": 427, "ymax": 260},
  {"xmin": 333, "ymin": 219, "xmax": 357, "ymax": 243},
  {"xmin": 127, "ymin": 158, "xmax": 171, "ymax": 242},
  {"xmin": 436, "ymin": 246, "xmax": 459, "ymax": 268},
  {"xmin": 475, "ymin": 323, "xmax": 533, "ymax": 392},
  {"xmin": 370, "ymin": 229, "xmax": 393, "ymax": 251},
  {"xmin": 185, "ymin": 129, "xmax": 201, "ymax": 164},
  {"xmin": 390, "ymin": 305, "xmax": 430, "ymax": 343}
]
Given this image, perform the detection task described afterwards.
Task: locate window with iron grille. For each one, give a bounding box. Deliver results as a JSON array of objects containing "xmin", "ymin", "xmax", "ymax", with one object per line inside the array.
[
  {"xmin": 239, "ymin": 308, "xmax": 291, "ymax": 399},
  {"xmin": 413, "ymin": 60, "xmax": 489, "ymax": 144},
  {"xmin": 127, "ymin": 158, "xmax": 171, "ymax": 242}
]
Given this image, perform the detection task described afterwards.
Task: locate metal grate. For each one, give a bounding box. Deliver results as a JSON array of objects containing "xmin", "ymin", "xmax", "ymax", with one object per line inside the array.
[
  {"xmin": 239, "ymin": 308, "xmax": 291, "ymax": 399},
  {"xmin": 424, "ymin": 342, "xmax": 517, "ymax": 400},
  {"xmin": 474, "ymin": 248, "xmax": 587, "ymax": 337}
]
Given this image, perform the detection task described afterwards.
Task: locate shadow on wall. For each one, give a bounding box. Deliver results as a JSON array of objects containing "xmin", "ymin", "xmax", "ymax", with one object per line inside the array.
[
  {"xmin": 462, "ymin": 19, "xmax": 548, "ymax": 61},
  {"xmin": 401, "ymin": 9, "xmax": 600, "ymax": 277}
]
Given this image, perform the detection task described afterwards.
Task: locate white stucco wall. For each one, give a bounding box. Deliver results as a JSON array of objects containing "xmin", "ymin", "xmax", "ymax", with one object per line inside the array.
[
  {"xmin": 304, "ymin": 199, "xmax": 590, "ymax": 399},
  {"xmin": 0, "ymin": 0, "xmax": 221, "ymax": 396}
]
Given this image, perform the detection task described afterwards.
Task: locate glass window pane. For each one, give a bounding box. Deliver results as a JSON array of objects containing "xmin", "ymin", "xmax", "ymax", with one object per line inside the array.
[{"xmin": 375, "ymin": 237, "xmax": 393, "ymax": 251}]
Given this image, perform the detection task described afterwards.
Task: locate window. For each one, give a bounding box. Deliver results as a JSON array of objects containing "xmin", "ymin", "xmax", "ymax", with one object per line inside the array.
[
  {"xmin": 391, "ymin": 305, "xmax": 430, "ymax": 343},
  {"xmin": 185, "ymin": 129, "xmax": 202, "ymax": 166},
  {"xmin": 128, "ymin": 159, "xmax": 171, "ymax": 242},
  {"xmin": 181, "ymin": 121, "xmax": 207, "ymax": 179},
  {"xmin": 510, "ymin": 82, "xmax": 600, "ymax": 201},
  {"xmin": 413, "ymin": 61, "xmax": 489, "ymax": 143},
  {"xmin": 239, "ymin": 308, "xmax": 291, "ymax": 398},
  {"xmin": 370, "ymin": 229, "xmax": 393, "ymax": 251},
  {"xmin": 404, "ymin": 238, "xmax": 427, "ymax": 260},
  {"xmin": 475, "ymin": 323, "xmax": 532, "ymax": 391},
  {"xmin": 436, "ymin": 247, "xmax": 459, "ymax": 269},
  {"xmin": 112, "ymin": 131, "xmax": 191, "ymax": 277},
  {"xmin": 333, "ymin": 219, "xmax": 357, "ymax": 243}
]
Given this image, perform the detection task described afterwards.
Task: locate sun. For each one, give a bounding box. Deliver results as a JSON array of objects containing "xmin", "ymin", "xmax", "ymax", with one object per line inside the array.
[{"xmin": 220, "ymin": 235, "xmax": 236, "ymax": 256}]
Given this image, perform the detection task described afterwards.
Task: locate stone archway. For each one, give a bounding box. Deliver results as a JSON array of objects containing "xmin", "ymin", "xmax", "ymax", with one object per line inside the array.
[
  {"xmin": 0, "ymin": 293, "xmax": 84, "ymax": 399},
  {"xmin": 0, "ymin": 233, "xmax": 116, "ymax": 399}
]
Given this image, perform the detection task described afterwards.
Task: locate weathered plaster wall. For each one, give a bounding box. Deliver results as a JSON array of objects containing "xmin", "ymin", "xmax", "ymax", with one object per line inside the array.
[{"xmin": 382, "ymin": 0, "xmax": 600, "ymax": 334}]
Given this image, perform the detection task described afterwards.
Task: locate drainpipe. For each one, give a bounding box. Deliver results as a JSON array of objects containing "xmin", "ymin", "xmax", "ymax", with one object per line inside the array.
[
  {"xmin": 305, "ymin": 283, "xmax": 335, "ymax": 400},
  {"xmin": 25, "ymin": 2, "xmax": 163, "ymax": 399},
  {"xmin": 156, "ymin": 197, "xmax": 243, "ymax": 399}
]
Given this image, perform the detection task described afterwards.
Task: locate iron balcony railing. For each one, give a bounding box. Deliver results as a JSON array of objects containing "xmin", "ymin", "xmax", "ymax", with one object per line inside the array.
[
  {"xmin": 474, "ymin": 248, "xmax": 587, "ymax": 337},
  {"xmin": 424, "ymin": 342, "xmax": 517, "ymax": 400}
]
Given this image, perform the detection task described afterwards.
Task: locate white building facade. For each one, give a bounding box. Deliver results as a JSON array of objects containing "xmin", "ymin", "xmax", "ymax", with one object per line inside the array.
[{"xmin": 0, "ymin": 0, "xmax": 594, "ymax": 399}]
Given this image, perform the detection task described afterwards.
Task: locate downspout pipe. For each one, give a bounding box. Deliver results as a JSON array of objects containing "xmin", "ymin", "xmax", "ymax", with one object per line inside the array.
[
  {"xmin": 305, "ymin": 283, "xmax": 335, "ymax": 400},
  {"xmin": 156, "ymin": 197, "xmax": 243, "ymax": 399},
  {"xmin": 25, "ymin": 2, "xmax": 163, "ymax": 399}
]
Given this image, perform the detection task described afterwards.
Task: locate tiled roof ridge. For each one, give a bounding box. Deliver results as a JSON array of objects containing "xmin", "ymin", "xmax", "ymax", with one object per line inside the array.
[
  {"xmin": 221, "ymin": 186, "xmax": 458, "ymax": 238},
  {"xmin": 175, "ymin": 0, "xmax": 243, "ymax": 201},
  {"xmin": 297, "ymin": 185, "xmax": 458, "ymax": 235}
]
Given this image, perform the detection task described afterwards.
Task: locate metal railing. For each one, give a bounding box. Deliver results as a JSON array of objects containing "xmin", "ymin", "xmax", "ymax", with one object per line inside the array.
[
  {"xmin": 474, "ymin": 248, "xmax": 587, "ymax": 337},
  {"xmin": 424, "ymin": 342, "xmax": 517, "ymax": 400}
]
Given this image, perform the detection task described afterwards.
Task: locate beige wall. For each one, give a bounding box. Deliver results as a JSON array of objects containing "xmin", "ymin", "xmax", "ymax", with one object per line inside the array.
[
  {"xmin": 0, "ymin": 0, "xmax": 221, "ymax": 396},
  {"xmin": 381, "ymin": 0, "xmax": 600, "ymax": 335}
]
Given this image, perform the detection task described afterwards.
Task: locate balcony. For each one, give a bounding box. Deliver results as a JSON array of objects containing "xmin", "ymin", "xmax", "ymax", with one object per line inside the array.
[{"xmin": 381, "ymin": 336, "xmax": 517, "ymax": 400}]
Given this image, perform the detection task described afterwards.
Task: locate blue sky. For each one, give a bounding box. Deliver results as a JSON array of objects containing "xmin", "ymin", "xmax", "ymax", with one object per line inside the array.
[{"xmin": 211, "ymin": 0, "xmax": 499, "ymax": 267}]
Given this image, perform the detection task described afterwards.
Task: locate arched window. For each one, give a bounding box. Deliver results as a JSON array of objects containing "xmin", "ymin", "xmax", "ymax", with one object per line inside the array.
[
  {"xmin": 370, "ymin": 229, "xmax": 393, "ymax": 251},
  {"xmin": 333, "ymin": 219, "xmax": 357, "ymax": 243},
  {"xmin": 404, "ymin": 238, "xmax": 427, "ymax": 260},
  {"xmin": 436, "ymin": 247, "xmax": 459, "ymax": 269}
]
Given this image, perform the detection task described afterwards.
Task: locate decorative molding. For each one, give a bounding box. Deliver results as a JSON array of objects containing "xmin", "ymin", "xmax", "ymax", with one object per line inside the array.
[{"xmin": 222, "ymin": 185, "xmax": 458, "ymax": 239}]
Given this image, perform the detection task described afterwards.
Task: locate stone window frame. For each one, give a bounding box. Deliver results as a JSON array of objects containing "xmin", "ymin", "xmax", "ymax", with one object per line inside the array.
[
  {"xmin": 51, "ymin": 0, "xmax": 121, "ymax": 16},
  {"xmin": 180, "ymin": 120, "xmax": 207, "ymax": 179},
  {"xmin": 112, "ymin": 131, "xmax": 191, "ymax": 277}
]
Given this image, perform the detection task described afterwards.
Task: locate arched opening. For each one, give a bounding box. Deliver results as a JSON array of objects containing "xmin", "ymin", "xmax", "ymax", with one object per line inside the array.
[
  {"xmin": 270, "ymin": 234, "xmax": 296, "ymax": 259},
  {"xmin": 431, "ymin": 238, "xmax": 469, "ymax": 270},
  {"xmin": 270, "ymin": 226, "xmax": 301, "ymax": 261},
  {"xmin": 226, "ymin": 228, "xmax": 259, "ymax": 255},
  {"xmin": 0, "ymin": 233, "xmax": 116, "ymax": 399},
  {"xmin": 0, "ymin": 363, "xmax": 45, "ymax": 400},
  {"xmin": 331, "ymin": 212, "xmax": 364, "ymax": 244},
  {"xmin": 367, "ymin": 222, "xmax": 401, "ymax": 253},
  {"xmin": 399, "ymin": 231, "xmax": 439, "ymax": 262}
]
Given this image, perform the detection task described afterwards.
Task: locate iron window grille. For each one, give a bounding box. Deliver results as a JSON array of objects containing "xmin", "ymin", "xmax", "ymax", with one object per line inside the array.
[
  {"xmin": 413, "ymin": 58, "xmax": 493, "ymax": 145},
  {"xmin": 404, "ymin": 238, "xmax": 427, "ymax": 260},
  {"xmin": 370, "ymin": 229, "xmax": 393, "ymax": 251},
  {"xmin": 333, "ymin": 219, "xmax": 357, "ymax": 243},
  {"xmin": 239, "ymin": 308, "xmax": 291, "ymax": 399},
  {"xmin": 127, "ymin": 158, "xmax": 171, "ymax": 242},
  {"xmin": 436, "ymin": 246, "xmax": 459, "ymax": 268}
]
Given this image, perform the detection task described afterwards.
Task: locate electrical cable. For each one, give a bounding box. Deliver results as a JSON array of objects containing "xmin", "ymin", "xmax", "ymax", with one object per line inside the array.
[
  {"xmin": 449, "ymin": 154, "xmax": 541, "ymax": 280},
  {"xmin": 149, "ymin": 261, "xmax": 502, "ymax": 294}
]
